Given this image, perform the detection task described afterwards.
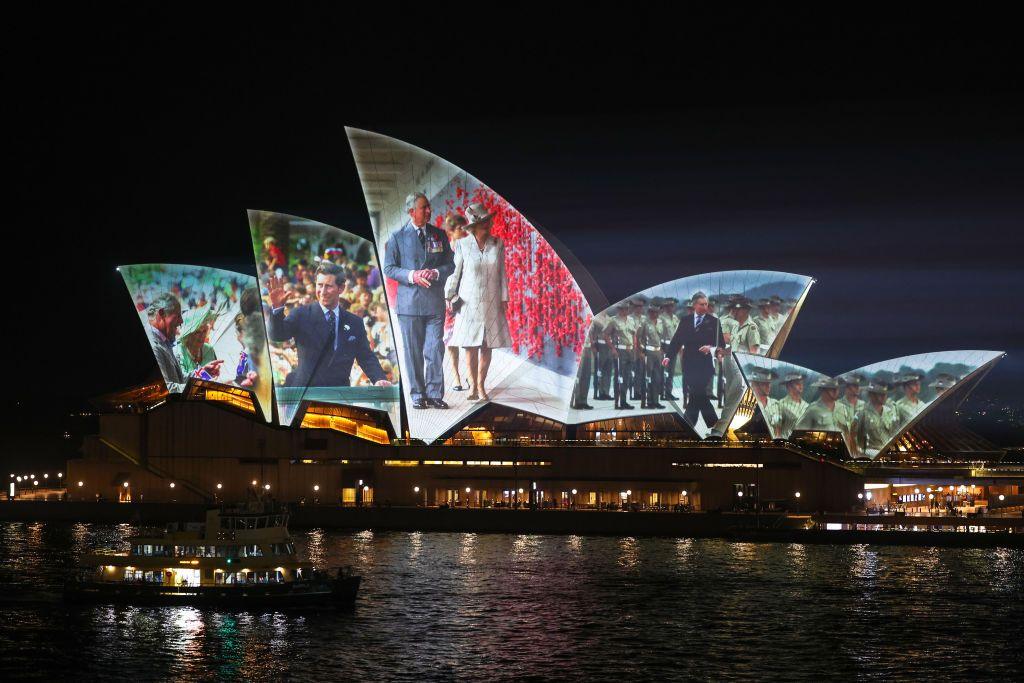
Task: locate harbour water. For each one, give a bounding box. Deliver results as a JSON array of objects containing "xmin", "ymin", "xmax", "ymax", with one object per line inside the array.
[{"xmin": 1, "ymin": 522, "xmax": 1022, "ymax": 680}]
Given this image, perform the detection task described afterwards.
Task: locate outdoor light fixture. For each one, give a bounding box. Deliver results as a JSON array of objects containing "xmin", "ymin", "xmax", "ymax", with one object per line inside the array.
[
  {"xmin": 681, "ymin": 490, "xmax": 688, "ymax": 497},
  {"xmin": 857, "ymin": 493, "xmax": 863, "ymax": 499},
  {"xmin": 264, "ymin": 484, "xmax": 271, "ymax": 491},
  {"xmin": 363, "ymin": 485, "xmax": 369, "ymax": 492},
  {"xmin": 626, "ymin": 489, "xmax": 632, "ymax": 496},
  {"xmin": 866, "ymin": 492, "xmax": 873, "ymax": 500},
  {"xmin": 169, "ymin": 482, "xmax": 175, "ymax": 488},
  {"xmin": 216, "ymin": 483, "xmax": 222, "ymax": 489},
  {"xmin": 571, "ymin": 488, "xmax": 578, "ymax": 495},
  {"xmin": 737, "ymin": 491, "xmax": 744, "ymax": 497},
  {"xmin": 33, "ymin": 480, "xmax": 38, "ymax": 486},
  {"xmin": 465, "ymin": 487, "xmax": 471, "ymax": 493},
  {"xmin": 77, "ymin": 481, "xmax": 83, "ymax": 487},
  {"xmin": 16, "ymin": 477, "xmax": 21, "ymax": 482},
  {"xmin": 518, "ymin": 488, "xmax": 524, "ymax": 494},
  {"xmin": 358, "ymin": 479, "xmax": 364, "ymax": 486},
  {"xmin": 123, "ymin": 482, "xmax": 129, "ymax": 488},
  {"xmin": 57, "ymin": 473, "xmax": 62, "ymax": 478},
  {"xmin": 999, "ymin": 494, "xmax": 1006, "ymax": 501},
  {"xmin": 413, "ymin": 486, "xmax": 420, "ymax": 493},
  {"xmin": 313, "ymin": 484, "xmax": 320, "ymax": 492},
  {"xmin": 43, "ymin": 473, "xmax": 49, "ymax": 479},
  {"xmin": 251, "ymin": 479, "xmax": 258, "ymax": 486},
  {"xmin": 795, "ymin": 492, "xmax": 801, "ymax": 498}
]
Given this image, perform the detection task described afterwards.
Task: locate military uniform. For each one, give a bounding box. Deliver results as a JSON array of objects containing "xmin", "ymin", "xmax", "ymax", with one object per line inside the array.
[
  {"xmin": 854, "ymin": 383, "xmax": 900, "ymax": 457},
  {"xmin": 604, "ymin": 307, "xmax": 635, "ymax": 409},
  {"xmin": 572, "ymin": 318, "xmax": 598, "ymax": 409},
  {"xmin": 626, "ymin": 299, "xmax": 646, "ymax": 401},
  {"xmin": 658, "ymin": 300, "xmax": 680, "ymax": 400},
  {"xmin": 636, "ymin": 307, "xmax": 666, "ymax": 409},
  {"xmin": 747, "ymin": 367, "xmax": 782, "ymax": 436},
  {"xmin": 775, "ymin": 372, "xmax": 809, "ymax": 438},
  {"xmin": 753, "ymin": 300, "xmax": 775, "ymax": 352},
  {"xmin": 592, "ymin": 315, "xmax": 614, "ymax": 401},
  {"xmin": 893, "ymin": 372, "xmax": 928, "ymax": 424},
  {"xmin": 796, "ymin": 377, "xmax": 842, "ymax": 431}
]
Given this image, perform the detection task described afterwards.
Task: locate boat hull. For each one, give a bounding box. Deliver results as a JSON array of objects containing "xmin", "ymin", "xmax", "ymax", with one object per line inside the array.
[{"xmin": 64, "ymin": 575, "xmax": 361, "ymax": 609}]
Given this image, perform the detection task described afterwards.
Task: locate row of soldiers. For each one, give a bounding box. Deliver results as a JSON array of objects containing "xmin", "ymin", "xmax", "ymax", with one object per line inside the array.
[
  {"xmin": 572, "ymin": 293, "xmax": 792, "ymax": 412},
  {"xmin": 748, "ymin": 368, "xmax": 957, "ymax": 457}
]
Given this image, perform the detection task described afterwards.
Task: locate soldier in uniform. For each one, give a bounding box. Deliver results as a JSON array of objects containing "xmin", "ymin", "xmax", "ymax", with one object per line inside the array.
[
  {"xmin": 728, "ymin": 298, "xmax": 761, "ymax": 354},
  {"xmin": 797, "ymin": 376, "xmax": 842, "ymax": 431},
  {"xmin": 753, "ymin": 298, "xmax": 775, "ymax": 352},
  {"xmin": 592, "ymin": 311, "xmax": 614, "ymax": 401},
  {"xmin": 571, "ymin": 315, "xmax": 597, "ymax": 410},
  {"xmin": 637, "ymin": 303, "xmax": 666, "ymax": 409},
  {"xmin": 893, "ymin": 372, "xmax": 928, "ymax": 424},
  {"xmin": 768, "ymin": 296, "xmax": 784, "ymax": 336},
  {"xmin": 776, "ymin": 372, "xmax": 809, "ymax": 438},
  {"xmin": 928, "ymin": 373, "xmax": 957, "ymax": 398},
  {"xmin": 627, "ymin": 297, "xmax": 647, "ymax": 402},
  {"xmin": 748, "ymin": 366, "xmax": 783, "ymax": 437},
  {"xmin": 658, "ymin": 297, "xmax": 680, "ymax": 400},
  {"xmin": 604, "ymin": 302, "xmax": 635, "ymax": 409},
  {"xmin": 835, "ymin": 373, "xmax": 866, "ymax": 446},
  {"xmin": 854, "ymin": 381, "xmax": 900, "ymax": 458}
]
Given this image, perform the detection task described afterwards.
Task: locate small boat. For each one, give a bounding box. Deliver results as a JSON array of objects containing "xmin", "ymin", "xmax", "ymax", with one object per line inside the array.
[{"xmin": 65, "ymin": 502, "xmax": 360, "ymax": 608}]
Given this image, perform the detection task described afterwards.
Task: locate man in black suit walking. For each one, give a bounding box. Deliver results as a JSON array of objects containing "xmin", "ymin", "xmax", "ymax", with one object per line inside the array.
[
  {"xmin": 266, "ymin": 262, "xmax": 391, "ymax": 388},
  {"xmin": 663, "ymin": 291, "xmax": 722, "ymax": 433}
]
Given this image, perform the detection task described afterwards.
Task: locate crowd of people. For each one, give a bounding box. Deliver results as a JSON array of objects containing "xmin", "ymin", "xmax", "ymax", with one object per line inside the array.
[
  {"xmin": 128, "ymin": 267, "xmax": 267, "ymax": 396},
  {"xmin": 256, "ymin": 234, "xmax": 398, "ymax": 388},
  {"xmin": 572, "ymin": 290, "xmax": 798, "ymax": 438},
  {"xmin": 746, "ymin": 362, "xmax": 959, "ymax": 458}
]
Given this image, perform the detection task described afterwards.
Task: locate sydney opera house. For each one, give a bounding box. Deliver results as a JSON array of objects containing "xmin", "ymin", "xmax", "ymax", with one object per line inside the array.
[{"xmin": 63, "ymin": 128, "xmax": 1020, "ymax": 514}]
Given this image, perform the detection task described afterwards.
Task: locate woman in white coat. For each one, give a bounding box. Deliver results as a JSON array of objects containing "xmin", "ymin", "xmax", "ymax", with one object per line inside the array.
[{"xmin": 444, "ymin": 202, "xmax": 512, "ymax": 401}]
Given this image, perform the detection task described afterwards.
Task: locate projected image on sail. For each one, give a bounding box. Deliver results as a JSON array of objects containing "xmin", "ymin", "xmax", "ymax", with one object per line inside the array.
[
  {"xmin": 566, "ymin": 271, "xmax": 814, "ymax": 439},
  {"xmin": 248, "ymin": 210, "xmax": 400, "ymax": 429},
  {"xmin": 838, "ymin": 351, "xmax": 1003, "ymax": 459},
  {"xmin": 119, "ymin": 264, "xmax": 273, "ymax": 421},
  {"xmin": 347, "ymin": 128, "xmax": 592, "ymax": 443}
]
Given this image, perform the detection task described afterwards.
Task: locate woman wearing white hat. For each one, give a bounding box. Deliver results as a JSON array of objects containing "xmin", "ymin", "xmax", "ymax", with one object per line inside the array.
[{"xmin": 444, "ymin": 203, "xmax": 512, "ymax": 401}]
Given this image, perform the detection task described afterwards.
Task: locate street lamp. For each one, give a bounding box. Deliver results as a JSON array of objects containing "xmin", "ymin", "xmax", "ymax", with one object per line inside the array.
[
  {"xmin": 123, "ymin": 482, "xmax": 129, "ymax": 488},
  {"xmin": 795, "ymin": 491, "xmax": 801, "ymax": 498},
  {"xmin": 264, "ymin": 484, "xmax": 271, "ymax": 491},
  {"xmin": 251, "ymin": 479, "xmax": 258, "ymax": 487},
  {"xmin": 77, "ymin": 481, "xmax": 84, "ymax": 487},
  {"xmin": 216, "ymin": 483, "xmax": 222, "ymax": 490},
  {"xmin": 169, "ymin": 482, "xmax": 175, "ymax": 489},
  {"xmin": 313, "ymin": 484, "xmax": 320, "ymax": 492},
  {"xmin": 999, "ymin": 494, "xmax": 1006, "ymax": 501},
  {"xmin": 413, "ymin": 486, "xmax": 420, "ymax": 493}
]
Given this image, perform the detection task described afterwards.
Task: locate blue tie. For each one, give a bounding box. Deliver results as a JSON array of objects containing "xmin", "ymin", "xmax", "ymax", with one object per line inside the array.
[
  {"xmin": 695, "ymin": 315, "xmax": 703, "ymax": 328},
  {"xmin": 326, "ymin": 309, "xmax": 336, "ymax": 350}
]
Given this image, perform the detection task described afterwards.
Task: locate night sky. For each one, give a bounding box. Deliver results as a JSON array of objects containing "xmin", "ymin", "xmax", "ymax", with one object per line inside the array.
[{"xmin": 9, "ymin": 15, "xmax": 1024, "ymax": 412}]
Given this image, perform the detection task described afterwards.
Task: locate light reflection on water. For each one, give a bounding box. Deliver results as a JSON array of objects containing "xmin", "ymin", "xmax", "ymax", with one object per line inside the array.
[{"xmin": 0, "ymin": 522, "xmax": 1022, "ymax": 681}]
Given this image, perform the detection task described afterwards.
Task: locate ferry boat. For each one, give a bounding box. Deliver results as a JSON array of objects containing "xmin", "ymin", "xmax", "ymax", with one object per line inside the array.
[{"xmin": 66, "ymin": 502, "xmax": 360, "ymax": 608}]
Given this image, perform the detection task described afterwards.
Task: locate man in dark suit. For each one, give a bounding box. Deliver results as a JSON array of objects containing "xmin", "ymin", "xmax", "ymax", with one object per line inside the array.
[
  {"xmin": 663, "ymin": 291, "xmax": 722, "ymax": 433},
  {"xmin": 266, "ymin": 262, "xmax": 390, "ymax": 388},
  {"xmin": 383, "ymin": 192, "xmax": 455, "ymax": 409}
]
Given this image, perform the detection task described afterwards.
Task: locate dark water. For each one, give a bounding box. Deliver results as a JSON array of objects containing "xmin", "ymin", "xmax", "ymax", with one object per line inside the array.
[{"xmin": 0, "ymin": 523, "xmax": 1022, "ymax": 681}]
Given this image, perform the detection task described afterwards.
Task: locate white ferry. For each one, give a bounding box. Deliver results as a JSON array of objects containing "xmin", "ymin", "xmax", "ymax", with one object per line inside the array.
[{"xmin": 66, "ymin": 502, "xmax": 360, "ymax": 607}]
